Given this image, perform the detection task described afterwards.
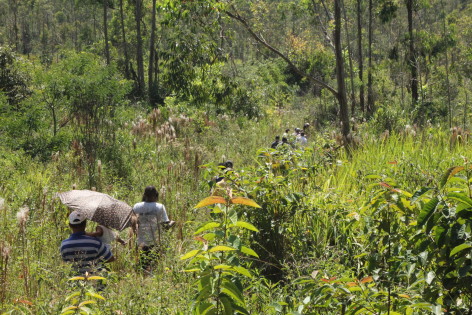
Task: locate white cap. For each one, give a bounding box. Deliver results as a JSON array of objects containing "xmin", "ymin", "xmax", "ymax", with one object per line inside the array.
[{"xmin": 69, "ymin": 211, "xmax": 86, "ymax": 224}]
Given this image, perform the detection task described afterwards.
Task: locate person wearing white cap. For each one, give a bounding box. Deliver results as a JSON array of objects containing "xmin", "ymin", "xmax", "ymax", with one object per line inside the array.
[{"xmin": 60, "ymin": 211, "xmax": 115, "ymax": 275}]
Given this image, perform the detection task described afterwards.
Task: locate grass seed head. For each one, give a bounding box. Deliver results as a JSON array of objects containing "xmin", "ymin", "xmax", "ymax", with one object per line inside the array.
[{"xmin": 16, "ymin": 206, "xmax": 29, "ymax": 227}]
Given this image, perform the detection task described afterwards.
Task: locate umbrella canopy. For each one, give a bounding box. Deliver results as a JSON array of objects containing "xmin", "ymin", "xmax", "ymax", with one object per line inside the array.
[{"xmin": 58, "ymin": 190, "xmax": 133, "ymax": 231}]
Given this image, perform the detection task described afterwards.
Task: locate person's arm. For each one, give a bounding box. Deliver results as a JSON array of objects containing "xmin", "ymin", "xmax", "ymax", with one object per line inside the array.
[
  {"xmin": 86, "ymin": 226, "xmax": 104, "ymax": 238},
  {"xmin": 97, "ymin": 241, "xmax": 114, "ymax": 263}
]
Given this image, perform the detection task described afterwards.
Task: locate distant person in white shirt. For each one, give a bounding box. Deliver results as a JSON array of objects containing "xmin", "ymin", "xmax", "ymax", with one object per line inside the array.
[
  {"xmin": 299, "ymin": 132, "xmax": 308, "ymax": 146},
  {"xmin": 132, "ymin": 185, "xmax": 175, "ymax": 271}
]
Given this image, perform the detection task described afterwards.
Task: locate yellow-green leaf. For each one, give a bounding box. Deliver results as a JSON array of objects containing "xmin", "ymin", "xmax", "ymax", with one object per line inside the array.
[
  {"xmin": 78, "ymin": 300, "xmax": 96, "ymax": 307},
  {"xmin": 450, "ymin": 243, "xmax": 472, "ymax": 256},
  {"xmin": 230, "ymin": 197, "xmax": 261, "ymax": 208},
  {"xmin": 86, "ymin": 276, "xmax": 105, "ymax": 281},
  {"xmin": 240, "ymin": 246, "xmax": 259, "ymax": 258},
  {"xmin": 68, "ymin": 276, "xmax": 85, "ymax": 281},
  {"xmin": 85, "ymin": 292, "xmax": 105, "ymax": 300},
  {"xmin": 195, "ymin": 196, "xmax": 226, "ymax": 208},
  {"xmin": 234, "ymin": 221, "xmax": 259, "ymax": 232},
  {"xmin": 180, "ymin": 249, "xmax": 201, "ymax": 260},
  {"xmin": 214, "ymin": 264, "xmax": 232, "ymax": 270},
  {"xmin": 233, "ymin": 266, "xmax": 252, "ymax": 278},
  {"xmin": 194, "ymin": 222, "xmax": 221, "ymax": 235},
  {"xmin": 208, "ymin": 245, "xmax": 236, "ymax": 253},
  {"xmin": 65, "ymin": 292, "xmax": 80, "ymax": 302},
  {"xmin": 60, "ymin": 311, "xmax": 76, "ymax": 315}
]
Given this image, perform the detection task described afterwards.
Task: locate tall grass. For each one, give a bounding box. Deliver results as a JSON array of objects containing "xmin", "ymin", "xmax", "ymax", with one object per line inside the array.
[{"xmin": 0, "ymin": 104, "xmax": 470, "ymax": 312}]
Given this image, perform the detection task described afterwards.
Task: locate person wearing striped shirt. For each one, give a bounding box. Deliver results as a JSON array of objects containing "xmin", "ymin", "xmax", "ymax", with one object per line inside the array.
[{"xmin": 61, "ymin": 211, "xmax": 115, "ymax": 275}]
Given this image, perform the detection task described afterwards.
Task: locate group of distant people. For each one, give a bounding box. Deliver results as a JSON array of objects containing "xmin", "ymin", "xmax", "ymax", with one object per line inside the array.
[
  {"xmin": 60, "ymin": 186, "xmax": 175, "ymax": 281},
  {"xmin": 271, "ymin": 123, "xmax": 311, "ymax": 149}
]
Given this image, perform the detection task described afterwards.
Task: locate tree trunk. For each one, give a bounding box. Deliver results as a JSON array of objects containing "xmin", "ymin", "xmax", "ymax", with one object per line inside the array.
[
  {"xmin": 103, "ymin": 0, "xmax": 110, "ymax": 64},
  {"xmin": 148, "ymin": 0, "xmax": 157, "ymax": 104},
  {"xmin": 135, "ymin": 0, "xmax": 145, "ymax": 97},
  {"xmin": 357, "ymin": 0, "xmax": 365, "ymax": 113},
  {"xmin": 341, "ymin": 0, "xmax": 357, "ymax": 117},
  {"xmin": 119, "ymin": 0, "xmax": 130, "ymax": 79},
  {"xmin": 334, "ymin": 0, "xmax": 351, "ymax": 141},
  {"xmin": 406, "ymin": 0, "xmax": 418, "ymax": 105},
  {"xmin": 367, "ymin": 0, "xmax": 374, "ymax": 115}
]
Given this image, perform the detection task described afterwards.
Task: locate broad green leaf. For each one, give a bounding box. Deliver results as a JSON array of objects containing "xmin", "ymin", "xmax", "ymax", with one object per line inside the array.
[
  {"xmin": 85, "ymin": 292, "xmax": 105, "ymax": 300},
  {"xmin": 440, "ymin": 166, "xmax": 464, "ymax": 188},
  {"xmin": 425, "ymin": 271, "xmax": 435, "ymax": 284},
  {"xmin": 60, "ymin": 311, "xmax": 75, "ymax": 315},
  {"xmin": 232, "ymin": 304, "xmax": 251, "ymax": 315},
  {"xmin": 195, "ymin": 196, "xmax": 226, "ymax": 208},
  {"xmin": 79, "ymin": 305, "xmax": 92, "ymax": 314},
  {"xmin": 78, "ymin": 301, "xmax": 96, "ymax": 307},
  {"xmin": 221, "ymin": 281, "xmax": 244, "ymax": 305},
  {"xmin": 61, "ymin": 306, "xmax": 78, "ymax": 312},
  {"xmin": 447, "ymin": 192, "xmax": 472, "ymax": 208},
  {"xmin": 240, "ymin": 246, "xmax": 259, "ymax": 258},
  {"xmin": 196, "ymin": 302, "xmax": 214, "ymax": 315},
  {"xmin": 181, "ymin": 249, "xmax": 201, "ymax": 260},
  {"xmin": 234, "ymin": 221, "xmax": 259, "ymax": 232},
  {"xmin": 219, "ymin": 296, "xmax": 233, "ymax": 315},
  {"xmin": 214, "ymin": 264, "xmax": 232, "ymax": 270},
  {"xmin": 65, "ymin": 292, "xmax": 80, "ymax": 302},
  {"xmin": 417, "ymin": 197, "xmax": 439, "ymax": 227},
  {"xmin": 208, "ymin": 245, "xmax": 236, "ymax": 253},
  {"xmin": 233, "ymin": 266, "xmax": 252, "ymax": 278},
  {"xmin": 194, "ymin": 222, "xmax": 221, "ymax": 235},
  {"xmin": 450, "ymin": 243, "xmax": 472, "ymax": 256},
  {"xmin": 230, "ymin": 197, "xmax": 261, "ymax": 208}
]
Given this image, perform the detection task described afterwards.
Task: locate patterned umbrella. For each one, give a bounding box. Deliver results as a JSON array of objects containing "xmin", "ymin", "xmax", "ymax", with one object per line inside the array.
[{"xmin": 58, "ymin": 190, "xmax": 133, "ymax": 231}]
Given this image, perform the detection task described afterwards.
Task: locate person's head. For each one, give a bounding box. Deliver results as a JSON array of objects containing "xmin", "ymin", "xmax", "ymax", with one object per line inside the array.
[
  {"xmin": 304, "ymin": 122, "xmax": 310, "ymax": 130},
  {"xmin": 275, "ymin": 136, "xmax": 280, "ymax": 141},
  {"xmin": 285, "ymin": 129, "xmax": 290, "ymax": 133},
  {"xmin": 225, "ymin": 160, "xmax": 233, "ymax": 169},
  {"xmin": 142, "ymin": 185, "xmax": 159, "ymax": 202},
  {"xmin": 282, "ymin": 137, "xmax": 288, "ymax": 143},
  {"xmin": 68, "ymin": 211, "xmax": 87, "ymax": 231}
]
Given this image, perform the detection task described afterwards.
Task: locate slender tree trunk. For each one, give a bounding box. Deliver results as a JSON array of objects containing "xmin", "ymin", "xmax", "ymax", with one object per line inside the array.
[
  {"xmin": 341, "ymin": 0, "xmax": 357, "ymax": 117},
  {"xmin": 103, "ymin": 0, "xmax": 110, "ymax": 64},
  {"xmin": 135, "ymin": 0, "xmax": 145, "ymax": 97},
  {"xmin": 367, "ymin": 0, "xmax": 374, "ymax": 116},
  {"xmin": 406, "ymin": 0, "xmax": 418, "ymax": 106},
  {"xmin": 148, "ymin": 0, "xmax": 157, "ymax": 104},
  {"xmin": 334, "ymin": 0, "xmax": 351, "ymax": 141},
  {"xmin": 441, "ymin": 0, "xmax": 452, "ymax": 128},
  {"xmin": 119, "ymin": 0, "xmax": 130, "ymax": 79},
  {"xmin": 357, "ymin": 0, "xmax": 365, "ymax": 113}
]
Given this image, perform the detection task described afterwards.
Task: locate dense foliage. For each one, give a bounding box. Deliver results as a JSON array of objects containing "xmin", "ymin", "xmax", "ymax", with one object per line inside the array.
[{"xmin": 1, "ymin": 0, "xmax": 472, "ymax": 314}]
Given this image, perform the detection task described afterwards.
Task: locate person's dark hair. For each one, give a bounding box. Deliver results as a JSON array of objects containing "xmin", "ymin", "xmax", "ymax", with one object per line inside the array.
[
  {"xmin": 285, "ymin": 129, "xmax": 290, "ymax": 133},
  {"xmin": 142, "ymin": 185, "xmax": 159, "ymax": 202},
  {"xmin": 282, "ymin": 137, "xmax": 288, "ymax": 143},
  {"xmin": 275, "ymin": 136, "xmax": 280, "ymax": 140},
  {"xmin": 69, "ymin": 220, "xmax": 87, "ymax": 229},
  {"xmin": 225, "ymin": 160, "xmax": 233, "ymax": 169}
]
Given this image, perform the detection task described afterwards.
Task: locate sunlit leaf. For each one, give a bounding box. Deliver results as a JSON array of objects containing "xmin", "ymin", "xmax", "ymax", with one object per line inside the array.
[
  {"xmin": 86, "ymin": 276, "xmax": 105, "ymax": 281},
  {"xmin": 447, "ymin": 192, "xmax": 472, "ymax": 208},
  {"xmin": 240, "ymin": 246, "xmax": 259, "ymax": 258},
  {"xmin": 311, "ymin": 270, "xmax": 319, "ymax": 279},
  {"xmin": 85, "ymin": 292, "xmax": 105, "ymax": 300},
  {"xmin": 68, "ymin": 276, "xmax": 85, "ymax": 281},
  {"xmin": 195, "ymin": 196, "xmax": 226, "ymax": 208},
  {"xmin": 411, "ymin": 187, "xmax": 432, "ymax": 203},
  {"xmin": 233, "ymin": 266, "xmax": 252, "ymax": 278},
  {"xmin": 425, "ymin": 271, "xmax": 435, "ymax": 284},
  {"xmin": 194, "ymin": 222, "xmax": 221, "ymax": 235},
  {"xmin": 346, "ymin": 282, "xmax": 358, "ymax": 287},
  {"xmin": 234, "ymin": 221, "xmax": 259, "ymax": 232},
  {"xmin": 65, "ymin": 292, "xmax": 80, "ymax": 302},
  {"xmin": 214, "ymin": 264, "xmax": 232, "ymax": 270},
  {"xmin": 450, "ymin": 243, "xmax": 472, "ymax": 257},
  {"xmin": 230, "ymin": 197, "xmax": 261, "ymax": 208},
  {"xmin": 208, "ymin": 245, "xmax": 236, "ymax": 253},
  {"xmin": 398, "ymin": 294, "xmax": 410, "ymax": 299},
  {"xmin": 440, "ymin": 166, "xmax": 464, "ymax": 188},
  {"xmin": 78, "ymin": 300, "xmax": 96, "ymax": 307},
  {"xmin": 180, "ymin": 249, "xmax": 201, "ymax": 260}
]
